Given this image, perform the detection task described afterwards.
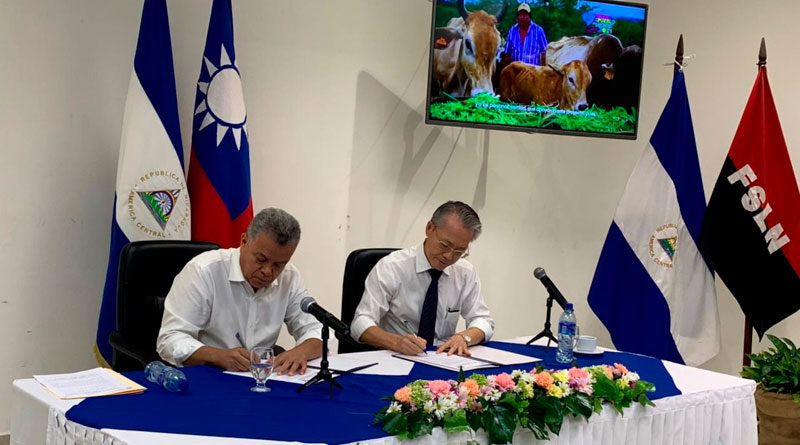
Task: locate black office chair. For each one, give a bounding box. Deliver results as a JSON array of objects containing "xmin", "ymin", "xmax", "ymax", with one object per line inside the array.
[
  {"xmin": 339, "ymin": 248, "xmax": 399, "ymax": 353},
  {"xmin": 108, "ymin": 240, "xmax": 219, "ymax": 371}
]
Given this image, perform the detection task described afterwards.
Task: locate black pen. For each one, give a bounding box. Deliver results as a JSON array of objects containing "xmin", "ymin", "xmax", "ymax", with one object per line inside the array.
[
  {"xmin": 235, "ymin": 332, "xmax": 246, "ymax": 348},
  {"xmin": 308, "ymin": 362, "xmax": 378, "ymax": 375}
]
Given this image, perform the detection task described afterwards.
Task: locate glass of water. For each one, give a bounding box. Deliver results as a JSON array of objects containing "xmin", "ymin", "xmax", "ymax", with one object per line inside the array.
[{"xmin": 249, "ymin": 346, "xmax": 274, "ymax": 393}]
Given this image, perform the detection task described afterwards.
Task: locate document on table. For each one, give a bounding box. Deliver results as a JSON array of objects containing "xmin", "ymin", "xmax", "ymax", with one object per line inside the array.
[
  {"xmin": 468, "ymin": 345, "xmax": 541, "ymax": 366},
  {"xmin": 226, "ymin": 355, "xmax": 380, "ymax": 385},
  {"xmin": 33, "ymin": 367, "xmax": 145, "ymax": 399},
  {"xmin": 393, "ymin": 351, "xmax": 497, "ymax": 371}
]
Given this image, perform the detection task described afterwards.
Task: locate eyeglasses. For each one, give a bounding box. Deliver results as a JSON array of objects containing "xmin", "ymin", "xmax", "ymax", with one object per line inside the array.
[{"xmin": 432, "ymin": 228, "xmax": 470, "ymax": 259}]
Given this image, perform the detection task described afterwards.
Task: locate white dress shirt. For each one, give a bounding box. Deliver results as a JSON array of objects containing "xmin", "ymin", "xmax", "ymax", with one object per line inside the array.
[
  {"xmin": 350, "ymin": 244, "xmax": 494, "ymax": 345},
  {"xmin": 157, "ymin": 247, "xmax": 322, "ymax": 366}
]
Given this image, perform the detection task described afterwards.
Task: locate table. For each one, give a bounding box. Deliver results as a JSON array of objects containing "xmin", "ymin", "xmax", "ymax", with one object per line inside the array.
[{"xmin": 11, "ymin": 338, "xmax": 757, "ymax": 445}]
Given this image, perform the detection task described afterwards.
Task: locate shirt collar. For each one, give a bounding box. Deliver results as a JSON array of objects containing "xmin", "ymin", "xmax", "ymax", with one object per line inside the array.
[{"xmin": 414, "ymin": 243, "xmax": 451, "ymax": 276}]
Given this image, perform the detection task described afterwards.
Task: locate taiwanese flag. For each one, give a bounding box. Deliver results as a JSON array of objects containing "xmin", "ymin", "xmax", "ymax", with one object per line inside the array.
[
  {"xmin": 700, "ymin": 65, "xmax": 800, "ymax": 338},
  {"xmin": 188, "ymin": 0, "xmax": 252, "ymax": 248}
]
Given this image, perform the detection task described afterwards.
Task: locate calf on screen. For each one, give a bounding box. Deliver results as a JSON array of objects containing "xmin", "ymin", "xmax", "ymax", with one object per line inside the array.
[{"xmin": 498, "ymin": 60, "xmax": 592, "ymax": 111}]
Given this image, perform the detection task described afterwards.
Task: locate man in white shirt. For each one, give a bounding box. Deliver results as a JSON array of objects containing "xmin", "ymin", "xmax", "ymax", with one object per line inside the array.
[
  {"xmin": 350, "ymin": 201, "xmax": 494, "ymax": 356},
  {"xmin": 157, "ymin": 208, "xmax": 322, "ymax": 375}
]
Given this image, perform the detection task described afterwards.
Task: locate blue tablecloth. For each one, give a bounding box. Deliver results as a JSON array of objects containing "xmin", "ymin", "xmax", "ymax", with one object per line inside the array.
[{"xmin": 66, "ymin": 342, "xmax": 680, "ymax": 444}]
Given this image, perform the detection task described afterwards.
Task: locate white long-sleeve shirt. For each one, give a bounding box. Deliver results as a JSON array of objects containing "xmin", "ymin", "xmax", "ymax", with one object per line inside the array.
[
  {"xmin": 350, "ymin": 245, "xmax": 494, "ymax": 345},
  {"xmin": 157, "ymin": 247, "xmax": 322, "ymax": 366}
]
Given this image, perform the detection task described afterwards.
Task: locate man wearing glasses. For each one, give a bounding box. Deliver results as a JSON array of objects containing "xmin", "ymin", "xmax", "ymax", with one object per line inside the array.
[{"xmin": 350, "ymin": 201, "xmax": 494, "ymax": 356}]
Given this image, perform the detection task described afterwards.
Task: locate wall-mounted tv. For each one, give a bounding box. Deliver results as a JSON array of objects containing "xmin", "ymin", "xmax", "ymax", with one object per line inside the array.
[{"xmin": 426, "ymin": 0, "xmax": 648, "ymax": 139}]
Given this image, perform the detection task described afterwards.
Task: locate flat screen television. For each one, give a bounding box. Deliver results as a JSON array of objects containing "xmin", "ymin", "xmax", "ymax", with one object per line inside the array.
[{"xmin": 426, "ymin": 0, "xmax": 648, "ymax": 139}]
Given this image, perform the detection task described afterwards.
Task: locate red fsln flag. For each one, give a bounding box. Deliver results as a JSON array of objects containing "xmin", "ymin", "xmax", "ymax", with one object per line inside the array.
[{"xmin": 701, "ymin": 66, "xmax": 800, "ymax": 338}]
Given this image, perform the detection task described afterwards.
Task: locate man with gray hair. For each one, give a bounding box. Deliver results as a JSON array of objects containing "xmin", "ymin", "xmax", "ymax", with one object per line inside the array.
[
  {"xmin": 157, "ymin": 208, "xmax": 322, "ymax": 375},
  {"xmin": 351, "ymin": 201, "xmax": 494, "ymax": 356}
]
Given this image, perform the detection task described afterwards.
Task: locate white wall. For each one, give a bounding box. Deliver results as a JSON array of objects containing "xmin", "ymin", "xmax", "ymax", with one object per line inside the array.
[{"xmin": 3, "ymin": 0, "xmax": 800, "ymax": 435}]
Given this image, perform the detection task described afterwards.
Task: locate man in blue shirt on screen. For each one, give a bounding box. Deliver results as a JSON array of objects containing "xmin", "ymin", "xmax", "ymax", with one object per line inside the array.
[{"xmin": 502, "ymin": 3, "xmax": 548, "ymax": 66}]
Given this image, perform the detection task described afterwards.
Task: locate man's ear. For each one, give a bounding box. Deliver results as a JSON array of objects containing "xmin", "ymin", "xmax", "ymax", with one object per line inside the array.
[
  {"xmin": 425, "ymin": 221, "xmax": 435, "ymax": 237},
  {"xmin": 240, "ymin": 232, "xmax": 247, "ymax": 247}
]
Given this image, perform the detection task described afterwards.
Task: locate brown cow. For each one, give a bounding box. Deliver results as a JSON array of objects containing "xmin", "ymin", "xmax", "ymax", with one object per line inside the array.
[
  {"xmin": 498, "ymin": 60, "xmax": 592, "ymax": 111},
  {"xmin": 546, "ymin": 34, "xmax": 623, "ymax": 107},
  {"xmin": 431, "ymin": 0, "xmax": 506, "ymax": 98}
]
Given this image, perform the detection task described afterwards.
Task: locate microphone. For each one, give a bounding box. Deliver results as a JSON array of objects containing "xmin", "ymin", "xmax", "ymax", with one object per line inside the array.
[
  {"xmin": 300, "ymin": 297, "xmax": 351, "ymax": 339},
  {"xmin": 533, "ymin": 267, "xmax": 569, "ymax": 309}
]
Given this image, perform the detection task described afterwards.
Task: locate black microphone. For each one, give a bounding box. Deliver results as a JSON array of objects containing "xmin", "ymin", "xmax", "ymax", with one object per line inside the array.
[
  {"xmin": 300, "ymin": 297, "xmax": 351, "ymax": 339},
  {"xmin": 533, "ymin": 267, "xmax": 569, "ymax": 309}
]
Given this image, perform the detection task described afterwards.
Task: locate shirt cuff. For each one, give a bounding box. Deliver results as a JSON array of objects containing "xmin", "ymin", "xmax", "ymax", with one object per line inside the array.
[
  {"xmin": 350, "ymin": 315, "xmax": 377, "ymax": 343},
  {"xmin": 168, "ymin": 338, "xmax": 206, "ymax": 367},
  {"xmin": 467, "ymin": 318, "xmax": 494, "ymax": 343}
]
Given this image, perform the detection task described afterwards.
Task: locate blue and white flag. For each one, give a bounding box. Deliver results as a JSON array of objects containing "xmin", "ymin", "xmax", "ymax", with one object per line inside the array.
[
  {"xmin": 95, "ymin": 0, "xmax": 190, "ymax": 366},
  {"xmin": 587, "ymin": 70, "xmax": 719, "ymax": 366}
]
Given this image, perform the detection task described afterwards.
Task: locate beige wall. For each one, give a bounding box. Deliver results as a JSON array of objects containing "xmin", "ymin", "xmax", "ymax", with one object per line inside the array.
[{"xmin": 3, "ymin": 0, "xmax": 800, "ymax": 434}]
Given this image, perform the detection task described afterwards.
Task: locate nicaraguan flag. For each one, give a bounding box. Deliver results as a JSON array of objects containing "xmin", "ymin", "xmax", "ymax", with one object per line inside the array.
[
  {"xmin": 187, "ymin": 0, "xmax": 253, "ymax": 248},
  {"xmin": 95, "ymin": 0, "xmax": 190, "ymax": 366},
  {"xmin": 587, "ymin": 69, "xmax": 720, "ymax": 366}
]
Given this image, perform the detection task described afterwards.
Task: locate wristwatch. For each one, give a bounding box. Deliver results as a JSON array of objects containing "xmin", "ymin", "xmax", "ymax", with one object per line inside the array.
[{"xmin": 459, "ymin": 333, "xmax": 472, "ymax": 346}]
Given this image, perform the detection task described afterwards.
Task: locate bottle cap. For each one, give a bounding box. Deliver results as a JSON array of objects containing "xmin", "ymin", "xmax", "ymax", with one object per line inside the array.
[{"xmin": 565, "ymin": 302, "xmax": 573, "ymax": 310}]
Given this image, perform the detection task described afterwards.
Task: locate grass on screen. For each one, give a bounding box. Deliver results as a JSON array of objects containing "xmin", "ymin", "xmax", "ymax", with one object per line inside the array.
[{"xmin": 429, "ymin": 93, "xmax": 636, "ymax": 134}]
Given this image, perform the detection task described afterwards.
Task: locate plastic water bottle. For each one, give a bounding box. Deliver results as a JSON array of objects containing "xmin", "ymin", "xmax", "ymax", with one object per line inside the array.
[
  {"xmin": 556, "ymin": 303, "xmax": 577, "ymax": 363},
  {"xmin": 144, "ymin": 361, "xmax": 189, "ymax": 392}
]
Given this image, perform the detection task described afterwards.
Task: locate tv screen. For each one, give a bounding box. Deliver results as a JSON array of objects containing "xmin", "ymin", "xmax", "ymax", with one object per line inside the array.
[{"xmin": 426, "ymin": 0, "xmax": 648, "ymax": 139}]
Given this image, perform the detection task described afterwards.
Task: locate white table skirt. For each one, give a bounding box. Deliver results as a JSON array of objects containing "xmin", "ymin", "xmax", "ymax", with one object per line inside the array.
[{"xmin": 11, "ymin": 339, "xmax": 757, "ymax": 445}]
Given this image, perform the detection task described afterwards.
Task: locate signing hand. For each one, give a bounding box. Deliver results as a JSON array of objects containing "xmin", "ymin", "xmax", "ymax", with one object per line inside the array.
[
  {"xmin": 392, "ymin": 334, "xmax": 427, "ymax": 355},
  {"xmin": 210, "ymin": 347, "xmax": 251, "ymax": 371},
  {"xmin": 436, "ymin": 334, "xmax": 470, "ymax": 356}
]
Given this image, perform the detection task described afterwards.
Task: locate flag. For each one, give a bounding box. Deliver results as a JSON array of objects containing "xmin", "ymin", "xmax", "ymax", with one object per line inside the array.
[
  {"xmin": 587, "ymin": 69, "xmax": 720, "ymax": 366},
  {"xmin": 187, "ymin": 0, "xmax": 252, "ymax": 248},
  {"xmin": 95, "ymin": 0, "xmax": 190, "ymax": 365},
  {"xmin": 700, "ymin": 66, "xmax": 800, "ymax": 338}
]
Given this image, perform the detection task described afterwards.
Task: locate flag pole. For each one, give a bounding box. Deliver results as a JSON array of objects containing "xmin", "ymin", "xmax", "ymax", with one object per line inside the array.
[
  {"xmin": 742, "ymin": 37, "xmax": 767, "ymax": 368},
  {"xmin": 674, "ymin": 34, "xmax": 683, "ymax": 70}
]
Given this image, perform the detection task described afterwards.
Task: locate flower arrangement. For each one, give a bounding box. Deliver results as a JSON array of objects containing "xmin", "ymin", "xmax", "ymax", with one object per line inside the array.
[{"xmin": 375, "ymin": 363, "xmax": 656, "ymax": 444}]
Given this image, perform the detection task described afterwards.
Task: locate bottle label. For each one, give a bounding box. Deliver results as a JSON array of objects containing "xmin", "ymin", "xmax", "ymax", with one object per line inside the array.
[{"xmin": 558, "ymin": 322, "xmax": 576, "ymax": 336}]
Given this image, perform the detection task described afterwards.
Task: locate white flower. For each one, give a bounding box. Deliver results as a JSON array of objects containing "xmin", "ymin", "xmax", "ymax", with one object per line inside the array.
[
  {"xmin": 511, "ymin": 370, "xmax": 522, "ymax": 379},
  {"xmin": 387, "ymin": 401, "xmax": 402, "ymax": 414},
  {"xmin": 423, "ymin": 400, "xmax": 435, "ymax": 414}
]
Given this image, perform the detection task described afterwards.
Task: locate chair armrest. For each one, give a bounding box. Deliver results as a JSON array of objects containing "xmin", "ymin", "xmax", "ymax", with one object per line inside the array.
[{"xmin": 108, "ymin": 332, "xmax": 158, "ymax": 368}]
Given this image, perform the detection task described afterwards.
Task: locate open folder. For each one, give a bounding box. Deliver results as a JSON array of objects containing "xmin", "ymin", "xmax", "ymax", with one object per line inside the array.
[
  {"xmin": 34, "ymin": 367, "xmax": 145, "ymax": 399},
  {"xmin": 394, "ymin": 345, "xmax": 540, "ymax": 372}
]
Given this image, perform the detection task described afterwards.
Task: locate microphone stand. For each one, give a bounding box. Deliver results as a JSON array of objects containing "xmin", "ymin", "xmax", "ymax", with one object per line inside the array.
[
  {"xmin": 527, "ymin": 291, "xmax": 558, "ymax": 348},
  {"xmin": 296, "ymin": 324, "xmax": 342, "ymax": 398}
]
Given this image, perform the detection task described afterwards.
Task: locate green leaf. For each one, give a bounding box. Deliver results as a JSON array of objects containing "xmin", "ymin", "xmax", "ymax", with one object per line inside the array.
[
  {"xmin": 467, "ymin": 410, "xmax": 483, "ymax": 432},
  {"xmin": 524, "ymin": 415, "xmax": 550, "ymax": 441},
  {"xmin": 482, "ymin": 405, "xmax": 517, "ymax": 444},
  {"xmin": 565, "ymin": 393, "xmax": 594, "ymax": 419},
  {"xmin": 444, "ymin": 409, "xmax": 471, "ymax": 433},
  {"xmin": 458, "ymin": 366, "xmax": 466, "ymax": 383},
  {"xmin": 381, "ymin": 412, "xmax": 407, "ymax": 436}
]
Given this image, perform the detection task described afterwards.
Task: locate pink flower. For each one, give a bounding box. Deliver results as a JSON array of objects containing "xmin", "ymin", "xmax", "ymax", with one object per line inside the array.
[
  {"xmin": 534, "ymin": 371, "xmax": 554, "ymax": 389},
  {"xmin": 427, "ymin": 380, "xmax": 452, "ymax": 397},
  {"xmin": 568, "ymin": 367, "xmax": 590, "ymax": 387},
  {"xmin": 394, "ymin": 386, "xmax": 412, "ymax": 403},
  {"xmin": 494, "ymin": 373, "xmax": 515, "ymax": 391},
  {"xmin": 459, "ymin": 379, "xmax": 480, "ymax": 397},
  {"xmin": 614, "ymin": 363, "xmax": 629, "ymax": 375}
]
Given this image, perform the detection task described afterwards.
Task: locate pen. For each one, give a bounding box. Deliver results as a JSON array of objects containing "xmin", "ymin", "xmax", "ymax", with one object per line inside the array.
[
  {"xmin": 401, "ymin": 320, "xmax": 426, "ymax": 355},
  {"xmin": 308, "ymin": 362, "xmax": 379, "ymax": 375},
  {"xmin": 235, "ymin": 332, "xmax": 246, "ymax": 348}
]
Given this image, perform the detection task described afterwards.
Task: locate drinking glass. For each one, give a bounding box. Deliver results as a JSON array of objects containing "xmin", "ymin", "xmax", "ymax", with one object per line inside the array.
[{"xmin": 249, "ymin": 346, "xmax": 274, "ymax": 393}]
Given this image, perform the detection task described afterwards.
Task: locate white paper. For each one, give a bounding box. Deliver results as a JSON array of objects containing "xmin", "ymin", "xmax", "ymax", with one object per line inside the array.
[
  {"xmin": 393, "ymin": 351, "xmax": 496, "ymax": 371},
  {"xmin": 307, "ymin": 355, "xmax": 374, "ymax": 373},
  {"xmin": 336, "ymin": 350, "xmax": 414, "ymax": 375},
  {"xmin": 33, "ymin": 368, "xmax": 133, "ymax": 398},
  {"xmin": 469, "ymin": 345, "xmax": 541, "ymax": 366}
]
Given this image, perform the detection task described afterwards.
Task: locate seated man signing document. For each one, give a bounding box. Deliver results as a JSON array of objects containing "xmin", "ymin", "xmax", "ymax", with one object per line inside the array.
[
  {"xmin": 157, "ymin": 208, "xmax": 322, "ymax": 375},
  {"xmin": 351, "ymin": 201, "xmax": 494, "ymax": 356}
]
